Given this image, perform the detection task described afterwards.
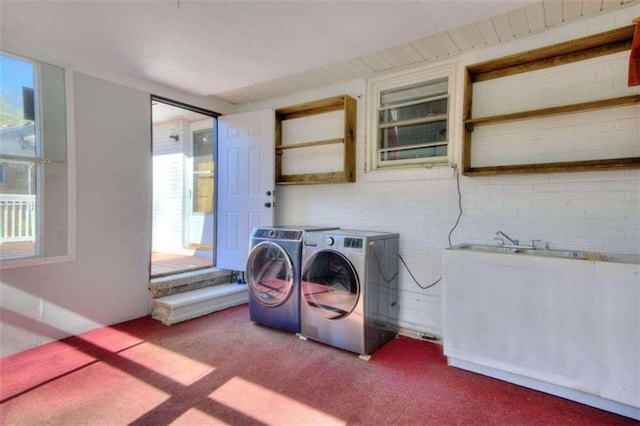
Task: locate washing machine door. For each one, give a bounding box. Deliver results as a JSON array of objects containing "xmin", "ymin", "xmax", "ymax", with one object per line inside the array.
[
  {"xmin": 302, "ymin": 250, "xmax": 359, "ymax": 320},
  {"xmin": 246, "ymin": 242, "xmax": 294, "ymax": 307}
]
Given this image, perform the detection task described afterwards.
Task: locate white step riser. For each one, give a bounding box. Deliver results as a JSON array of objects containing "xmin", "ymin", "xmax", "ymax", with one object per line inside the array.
[{"xmin": 152, "ymin": 284, "xmax": 248, "ymax": 326}]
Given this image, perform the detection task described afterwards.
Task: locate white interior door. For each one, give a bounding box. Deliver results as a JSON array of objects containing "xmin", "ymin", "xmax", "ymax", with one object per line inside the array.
[{"xmin": 216, "ymin": 109, "xmax": 275, "ymax": 271}]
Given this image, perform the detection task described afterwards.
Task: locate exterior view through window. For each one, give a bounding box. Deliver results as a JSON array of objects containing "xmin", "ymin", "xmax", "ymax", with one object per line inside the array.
[
  {"xmin": 377, "ymin": 77, "xmax": 449, "ymax": 166},
  {"xmin": 151, "ymin": 98, "xmax": 217, "ymax": 277},
  {"xmin": 0, "ymin": 51, "xmax": 69, "ymax": 262},
  {"xmin": 368, "ymin": 69, "xmax": 453, "ymax": 171}
]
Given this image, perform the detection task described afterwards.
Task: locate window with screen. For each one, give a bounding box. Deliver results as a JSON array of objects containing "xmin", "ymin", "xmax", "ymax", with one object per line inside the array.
[{"xmin": 368, "ymin": 66, "xmax": 453, "ymax": 171}]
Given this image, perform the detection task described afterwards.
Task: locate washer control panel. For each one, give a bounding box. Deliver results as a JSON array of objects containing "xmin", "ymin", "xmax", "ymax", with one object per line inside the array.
[{"xmin": 253, "ymin": 228, "xmax": 303, "ymax": 241}]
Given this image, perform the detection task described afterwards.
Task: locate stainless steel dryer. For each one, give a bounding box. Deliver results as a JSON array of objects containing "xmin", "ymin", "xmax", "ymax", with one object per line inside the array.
[
  {"xmin": 300, "ymin": 230, "xmax": 399, "ymax": 356},
  {"xmin": 246, "ymin": 226, "xmax": 337, "ymax": 333}
]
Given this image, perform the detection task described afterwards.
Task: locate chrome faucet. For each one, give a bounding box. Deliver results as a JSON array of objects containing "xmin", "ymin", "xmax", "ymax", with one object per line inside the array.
[
  {"xmin": 528, "ymin": 239, "xmax": 542, "ymax": 249},
  {"xmin": 495, "ymin": 230, "xmax": 518, "ymax": 246}
]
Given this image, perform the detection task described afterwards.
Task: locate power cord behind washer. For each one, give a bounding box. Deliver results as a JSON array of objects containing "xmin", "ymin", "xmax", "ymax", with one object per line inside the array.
[{"xmin": 399, "ymin": 167, "xmax": 462, "ymax": 290}]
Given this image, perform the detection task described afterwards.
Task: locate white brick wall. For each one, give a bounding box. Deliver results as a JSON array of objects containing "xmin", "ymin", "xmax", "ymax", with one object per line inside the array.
[
  {"xmin": 281, "ymin": 110, "xmax": 345, "ymax": 175},
  {"xmin": 473, "ymin": 52, "xmax": 637, "ymax": 117},
  {"xmin": 472, "ymin": 104, "xmax": 640, "ymax": 166},
  {"xmin": 471, "ymin": 49, "xmax": 640, "ymax": 167},
  {"xmin": 240, "ymin": 8, "xmax": 640, "ymax": 338}
]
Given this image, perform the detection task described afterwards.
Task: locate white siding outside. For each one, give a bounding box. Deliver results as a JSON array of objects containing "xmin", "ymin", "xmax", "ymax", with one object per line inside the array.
[{"xmin": 152, "ymin": 120, "xmax": 187, "ymax": 253}]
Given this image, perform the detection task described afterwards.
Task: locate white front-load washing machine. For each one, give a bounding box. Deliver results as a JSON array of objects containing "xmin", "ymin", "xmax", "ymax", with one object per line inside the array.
[
  {"xmin": 245, "ymin": 226, "xmax": 337, "ymax": 334},
  {"xmin": 300, "ymin": 229, "xmax": 399, "ymax": 356}
]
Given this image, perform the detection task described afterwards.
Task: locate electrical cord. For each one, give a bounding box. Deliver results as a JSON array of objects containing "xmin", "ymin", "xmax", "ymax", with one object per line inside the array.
[
  {"xmin": 399, "ymin": 254, "xmax": 441, "ymax": 290},
  {"xmin": 401, "ymin": 168, "xmax": 462, "ymax": 291},
  {"xmin": 448, "ymin": 166, "xmax": 463, "ymax": 248}
]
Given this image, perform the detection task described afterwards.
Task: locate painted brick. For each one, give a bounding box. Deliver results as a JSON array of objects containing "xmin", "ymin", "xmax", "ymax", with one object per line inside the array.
[{"xmin": 252, "ymin": 9, "xmax": 640, "ymax": 339}]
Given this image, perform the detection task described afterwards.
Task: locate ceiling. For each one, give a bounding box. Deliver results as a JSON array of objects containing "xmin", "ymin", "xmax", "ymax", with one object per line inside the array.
[{"xmin": 0, "ymin": 1, "xmax": 637, "ymax": 106}]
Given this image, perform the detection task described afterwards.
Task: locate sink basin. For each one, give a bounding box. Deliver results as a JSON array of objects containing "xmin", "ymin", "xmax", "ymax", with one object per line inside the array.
[
  {"xmin": 520, "ymin": 248, "xmax": 588, "ymax": 259},
  {"xmin": 450, "ymin": 244, "xmax": 640, "ymax": 264},
  {"xmin": 450, "ymin": 244, "xmax": 589, "ymax": 260},
  {"xmin": 451, "ymin": 244, "xmax": 520, "ymax": 254},
  {"xmin": 451, "ymin": 244, "xmax": 518, "ymax": 253}
]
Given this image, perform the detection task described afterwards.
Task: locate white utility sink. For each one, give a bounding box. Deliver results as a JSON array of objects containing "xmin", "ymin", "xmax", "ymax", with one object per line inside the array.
[{"xmin": 442, "ymin": 245, "xmax": 640, "ymax": 420}]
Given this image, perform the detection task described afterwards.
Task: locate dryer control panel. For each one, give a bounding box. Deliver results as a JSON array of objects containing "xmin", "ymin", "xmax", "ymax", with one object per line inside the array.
[
  {"xmin": 304, "ymin": 233, "xmax": 365, "ymax": 251},
  {"xmin": 344, "ymin": 237, "xmax": 363, "ymax": 249}
]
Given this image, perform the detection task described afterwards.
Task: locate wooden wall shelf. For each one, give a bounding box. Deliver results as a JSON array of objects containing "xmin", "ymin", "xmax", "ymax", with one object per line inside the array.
[
  {"xmin": 275, "ymin": 95, "xmax": 356, "ymax": 185},
  {"xmin": 462, "ymin": 24, "xmax": 639, "ymax": 176},
  {"xmin": 464, "ymin": 95, "xmax": 640, "ymax": 130}
]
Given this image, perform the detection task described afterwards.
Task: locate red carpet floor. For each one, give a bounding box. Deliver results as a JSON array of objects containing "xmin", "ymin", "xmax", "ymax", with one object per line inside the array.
[{"xmin": 1, "ymin": 304, "xmax": 636, "ymax": 425}]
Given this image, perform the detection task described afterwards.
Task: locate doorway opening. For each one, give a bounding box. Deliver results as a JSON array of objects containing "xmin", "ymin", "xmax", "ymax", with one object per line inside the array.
[{"xmin": 151, "ymin": 96, "xmax": 219, "ymax": 277}]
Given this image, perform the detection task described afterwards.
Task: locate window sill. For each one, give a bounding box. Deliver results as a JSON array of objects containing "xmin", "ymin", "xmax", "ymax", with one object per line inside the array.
[
  {"xmin": 362, "ymin": 163, "xmax": 456, "ymax": 183},
  {"xmin": 0, "ymin": 254, "xmax": 75, "ymax": 270}
]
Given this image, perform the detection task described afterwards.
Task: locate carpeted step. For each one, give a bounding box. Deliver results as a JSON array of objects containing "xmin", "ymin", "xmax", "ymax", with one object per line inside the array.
[{"xmin": 151, "ymin": 283, "xmax": 248, "ymax": 325}]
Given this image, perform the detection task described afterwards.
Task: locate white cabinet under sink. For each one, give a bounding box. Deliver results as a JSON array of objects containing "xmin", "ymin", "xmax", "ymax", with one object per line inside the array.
[{"xmin": 442, "ymin": 248, "xmax": 639, "ymax": 420}]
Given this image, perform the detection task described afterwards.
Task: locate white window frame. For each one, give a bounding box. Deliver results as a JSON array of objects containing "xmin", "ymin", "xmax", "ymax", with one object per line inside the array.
[
  {"xmin": 0, "ymin": 50, "xmax": 76, "ymax": 270},
  {"xmin": 366, "ymin": 62, "xmax": 457, "ymax": 177}
]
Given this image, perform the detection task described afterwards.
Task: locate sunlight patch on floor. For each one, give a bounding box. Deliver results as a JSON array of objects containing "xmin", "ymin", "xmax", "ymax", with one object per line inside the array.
[
  {"xmin": 75, "ymin": 363, "xmax": 172, "ymax": 424},
  {"xmin": 80, "ymin": 327, "xmax": 145, "ymax": 353},
  {"xmin": 119, "ymin": 342, "xmax": 216, "ymax": 386},
  {"xmin": 209, "ymin": 376, "xmax": 346, "ymax": 426},
  {"xmin": 0, "ymin": 362, "xmax": 172, "ymax": 425},
  {"xmin": 169, "ymin": 408, "xmax": 231, "ymax": 426}
]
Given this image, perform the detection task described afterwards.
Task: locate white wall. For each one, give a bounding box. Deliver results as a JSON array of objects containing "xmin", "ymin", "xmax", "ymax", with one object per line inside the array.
[
  {"xmin": 0, "ymin": 73, "xmax": 151, "ymax": 355},
  {"xmin": 0, "ymin": 71, "xmax": 232, "ymax": 356},
  {"xmin": 240, "ymin": 8, "xmax": 640, "ymax": 338}
]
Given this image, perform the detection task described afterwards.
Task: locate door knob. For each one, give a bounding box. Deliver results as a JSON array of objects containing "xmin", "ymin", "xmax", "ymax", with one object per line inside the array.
[{"xmin": 264, "ymin": 202, "xmax": 272, "ymax": 208}]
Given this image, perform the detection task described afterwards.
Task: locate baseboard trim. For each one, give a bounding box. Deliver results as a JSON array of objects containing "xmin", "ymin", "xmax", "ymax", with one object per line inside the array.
[{"xmin": 448, "ymin": 357, "xmax": 640, "ymax": 421}]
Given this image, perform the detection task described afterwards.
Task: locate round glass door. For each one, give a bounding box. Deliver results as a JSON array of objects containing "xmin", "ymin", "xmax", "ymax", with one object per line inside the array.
[
  {"xmin": 246, "ymin": 242, "xmax": 294, "ymax": 307},
  {"xmin": 302, "ymin": 250, "xmax": 359, "ymax": 320}
]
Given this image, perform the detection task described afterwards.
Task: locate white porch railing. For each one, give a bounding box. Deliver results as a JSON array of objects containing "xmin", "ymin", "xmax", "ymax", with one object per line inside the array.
[{"xmin": 1, "ymin": 194, "xmax": 36, "ymax": 242}]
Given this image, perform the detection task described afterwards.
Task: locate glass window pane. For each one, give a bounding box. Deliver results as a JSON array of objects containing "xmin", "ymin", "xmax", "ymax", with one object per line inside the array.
[
  {"xmin": 380, "ymin": 77, "xmax": 448, "ymax": 108},
  {"xmin": 39, "ymin": 62, "xmax": 67, "ymax": 163},
  {"xmin": 193, "ymin": 128, "xmax": 214, "ymax": 157},
  {"xmin": 0, "ymin": 160, "xmax": 37, "ymax": 260},
  {"xmin": 0, "ymin": 54, "xmax": 36, "ymax": 158},
  {"xmin": 192, "ymin": 127, "xmax": 214, "ymax": 213},
  {"xmin": 0, "ymin": 160, "xmax": 36, "ymax": 194},
  {"xmin": 379, "ymin": 98, "xmax": 447, "ymax": 124},
  {"xmin": 380, "ymin": 120, "xmax": 447, "ymax": 149},
  {"xmin": 373, "ymin": 74, "xmax": 450, "ymax": 169},
  {"xmin": 379, "ymin": 144, "xmax": 447, "ymax": 162}
]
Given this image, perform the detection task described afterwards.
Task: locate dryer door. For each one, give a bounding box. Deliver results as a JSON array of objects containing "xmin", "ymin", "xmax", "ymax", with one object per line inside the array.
[
  {"xmin": 302, "ymin": 250, "xmax": 359, "ymax": 320},
  {"xmin": 246, "ymin": 241, "xmax": 294, "ymax": 307}
]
